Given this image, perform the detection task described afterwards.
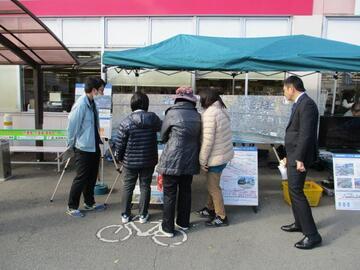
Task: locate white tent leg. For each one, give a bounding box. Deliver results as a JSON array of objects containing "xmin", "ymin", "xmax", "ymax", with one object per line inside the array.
[
  {"xmin": 245, "ymin": 72, "xmax": 249, "ymax": 96},
  {"xmin": 331, "ymin": 73, "xmax": 338, "ymax": 115}
]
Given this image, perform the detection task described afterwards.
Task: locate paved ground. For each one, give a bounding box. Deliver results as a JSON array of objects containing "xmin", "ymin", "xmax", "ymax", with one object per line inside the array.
[{"xmin": 1, "ymin": 158, "xmax": 359, "ymax": 270}]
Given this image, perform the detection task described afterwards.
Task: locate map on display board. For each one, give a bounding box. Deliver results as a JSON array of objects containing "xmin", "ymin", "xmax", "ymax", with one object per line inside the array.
[
  {"xmin": 112, "ymin": 94, "xmax": 291, "ymax": 144},
  {"xmin": 333, "ymin": 154, "xmax": 360, "ymax": 211},
  {"xmin": 75, "ymin": 83, "xmax": 113, "ymax": 139},
  {"xmin": 220, "ymin": 147, "xmax": 258, "ymax": 206}
]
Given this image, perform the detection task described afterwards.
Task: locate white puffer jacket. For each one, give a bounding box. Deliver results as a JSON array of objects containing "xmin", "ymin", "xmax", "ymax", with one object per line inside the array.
[{"xmin": 199, "ymin": 101, "xmax": 234, "ymax": 167}]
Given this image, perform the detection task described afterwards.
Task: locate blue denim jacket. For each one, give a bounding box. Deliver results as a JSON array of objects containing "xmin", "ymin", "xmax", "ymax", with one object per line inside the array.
[{"xmin": 67, "ymin": 94, "xmax": 100, "ymax": 152}]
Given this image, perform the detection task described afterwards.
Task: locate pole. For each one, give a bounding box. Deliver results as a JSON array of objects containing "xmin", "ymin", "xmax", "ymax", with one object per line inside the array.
[
  {"xmin": 134, "ymin": 70, "xmax": 139, "ymax": 92},
  {"xmin": 192, "ymin": 71, "xmax": 197, "ymax": 94},
  {"xmin": 231, "ymin": 73, "xmax": 236, "ymax": 95},
  {"xmin": 33, "ymin": 66, "xmax": 44, "ymax": 161},
  {"xmin": 331, "ymin": 73, "xmax": 338, "ymax": 115},
  {"xmin": 245, "ymin": 72, "xmax": 249, "ymax": 96}
]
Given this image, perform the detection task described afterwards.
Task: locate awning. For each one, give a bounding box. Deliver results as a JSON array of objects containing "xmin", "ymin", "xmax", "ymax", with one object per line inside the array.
[
  {"xmin": 0, "ymin": 0, "xmax": 78, "ymax": 66},
  {"xmin": 103, "ymin": 34, "xmax": 360, "ymax": 72}
]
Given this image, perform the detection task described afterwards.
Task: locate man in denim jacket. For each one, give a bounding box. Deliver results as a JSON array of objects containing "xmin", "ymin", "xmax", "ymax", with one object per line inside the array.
[{"xmin": 66, "ymin": 77, "xmax": 106, "ymax": 217}]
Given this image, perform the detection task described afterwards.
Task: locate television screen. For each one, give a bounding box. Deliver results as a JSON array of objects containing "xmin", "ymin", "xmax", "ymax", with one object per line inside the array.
[{"xmin": 318, "ymin": 116, "xmax": 360, "ymax": 150}]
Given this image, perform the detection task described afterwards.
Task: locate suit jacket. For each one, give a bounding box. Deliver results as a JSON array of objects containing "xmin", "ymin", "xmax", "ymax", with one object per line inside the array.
[{"xmin": 285, "ymin": 93, "xmax": 319, "ymax": 167}]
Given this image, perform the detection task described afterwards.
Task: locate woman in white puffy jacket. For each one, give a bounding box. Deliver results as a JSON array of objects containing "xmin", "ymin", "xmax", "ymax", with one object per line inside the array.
[{"xmin": 197, "ymin": 89, "xmax": 234, "ymax": 227}]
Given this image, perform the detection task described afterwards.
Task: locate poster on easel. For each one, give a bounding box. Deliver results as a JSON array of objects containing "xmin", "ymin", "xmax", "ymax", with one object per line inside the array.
[
  {"xmin": 220, "ymin": 147, "xmax": 258, "ymax": 206},
  {"xmin": 94, "ymin": 83, "xmax": 112, "ymax": 139},
  {"xmin": 75, "ymin": 83, "xmax": 85, "ymax": 102},
  {"xmin": 333, "ymin": 154, "xmax": 360, "ymax": 210},
  {"xmin": 74, "ymin": 83, "xmax": 113, "ymax": 139}
]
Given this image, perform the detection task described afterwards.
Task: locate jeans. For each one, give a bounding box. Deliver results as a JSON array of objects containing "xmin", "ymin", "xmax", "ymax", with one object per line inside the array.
[
  {"xmin": 121, "ymin": 167, "xmax": 154, "ymax": 216},
  {"xmin": 68, "ymin": 147, "xmax": 100, "ymax": 210},
  {"xmin": 162, "ymin": 174, "xmax": 193, "ymax": 233}
]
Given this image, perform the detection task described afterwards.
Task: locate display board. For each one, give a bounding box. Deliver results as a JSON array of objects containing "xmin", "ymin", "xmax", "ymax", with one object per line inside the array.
[
  {"xmin": 113, "ymin": 94, "xmax": 291, "ymax": 144},
  {"xmin": 221, "ymin": 147, "xmax": 258, "ymax": 206},
  {"xmin": 132, "ymin": 149, "xmax": 164, "ymax": 205},
  {"xmin": 0, "ymin": 129, "xmax": 66, "ymax": 141},
  {"xmin": 333, "ymin": 154, "xmax": 360, "ymax": 211}
]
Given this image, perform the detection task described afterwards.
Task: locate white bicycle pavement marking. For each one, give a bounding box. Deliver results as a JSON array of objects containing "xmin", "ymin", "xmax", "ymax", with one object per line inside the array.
[{"xmin": 96, "ymin": 220, "xmax": 188, "ymax": 247}]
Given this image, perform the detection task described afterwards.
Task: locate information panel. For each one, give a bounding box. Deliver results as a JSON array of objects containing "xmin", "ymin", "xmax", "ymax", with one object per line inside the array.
[{"xmin": 333, "ymin": 154, "xmax": 360, "ymax": 211}]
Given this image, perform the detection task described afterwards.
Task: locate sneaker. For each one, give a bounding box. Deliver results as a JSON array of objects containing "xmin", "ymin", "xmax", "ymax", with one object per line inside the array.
[
  {"xmin": 206, "ymin": 216, "xmax": 229, "ymax": 227},
  {"xmin": 197, "ymin": 207, "xmax": 215, "ymax": 219},
  {"xmin": 139, "ymin": 213, "xmax": 149, "ymax": 224},
  {"xmin": 175, "ymin": 222, "xmax": 189, "ymax": 231},
  {"xmin": 83, "ymin": 203, "xmax": 106, "ymax": 212},
  {"xmin": 121, "ymin": 214, "xmax": 131, "ymax": 224},
  {"xmin": 159, "ymin": 224, "xmax": 174, "ymax": 238},
  {"xmin": 66, "ymin": 208, "xmax": 84, "ymax": 218}
]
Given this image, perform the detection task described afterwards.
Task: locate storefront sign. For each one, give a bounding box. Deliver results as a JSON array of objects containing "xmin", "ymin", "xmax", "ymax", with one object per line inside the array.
[
  {"xmin": 221, "ymin": 147, "xmax": 258, "ymax": 206},
  {"xmin": 22, "ymin": 0, "xmax": 313, "ymax": 16},
  {"xmin": 333, "ymin": 154, "xmax": 360, "ymax": 211},
  {"xmin": 0, "ymin": 129, "xmax": 67, "ymax": 141}
]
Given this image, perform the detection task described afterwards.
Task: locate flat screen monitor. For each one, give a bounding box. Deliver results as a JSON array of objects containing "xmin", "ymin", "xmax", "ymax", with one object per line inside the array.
[{"xmin": 318, "ymin": 116, "xmax": 360, "ymax": 150}]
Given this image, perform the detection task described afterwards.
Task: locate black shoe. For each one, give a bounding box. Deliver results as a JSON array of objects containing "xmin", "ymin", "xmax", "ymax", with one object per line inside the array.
[
  {"xmin": 206, "ymin": 216, "xmax": 229, "ymax": 227},
  {"xmin": 197, "ymin": 207, "xmax": 215, "ymax": 219},
  {"xmin": 281, "ymin": 223, "xmax": 302, "ymax": 232},
  {"xmin": 295, "ymin": 234, "xmax": 322, "ymax": 250}
]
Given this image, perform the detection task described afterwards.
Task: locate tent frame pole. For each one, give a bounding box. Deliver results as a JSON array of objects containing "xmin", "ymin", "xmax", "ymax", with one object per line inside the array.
[
  {"xmin": 331, "ymin": 72, "xmax": 338, "ymax": 115},
  {"xmin": 231, "ymin": 72, "xmax": 236, "ymax": 95},
  {"xmin": 134, "ymin": 69, "xmax": 139, "ymax": 93},
  {"xmin": 244, "ymin": 72, "xmax": 249, "ymax": 96}
]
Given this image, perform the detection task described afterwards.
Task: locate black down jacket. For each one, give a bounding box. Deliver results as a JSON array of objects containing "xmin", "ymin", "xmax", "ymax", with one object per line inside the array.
[
  {"xmin": 156, "ymin": 101, "xmax": 201, "ymax": 176},
  {"xmin": 114, "ymin": 111, "xmax": 161, "ymax": 169}
]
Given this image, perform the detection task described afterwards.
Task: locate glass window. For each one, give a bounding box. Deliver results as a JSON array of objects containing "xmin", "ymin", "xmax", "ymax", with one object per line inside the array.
[
  {"xmin": 22, "ymin": 51, "xmax": 101, "ymax": 112},
  {"xmin": 321, "ymin": 72, "xmax": 360, "ymax": 116}
]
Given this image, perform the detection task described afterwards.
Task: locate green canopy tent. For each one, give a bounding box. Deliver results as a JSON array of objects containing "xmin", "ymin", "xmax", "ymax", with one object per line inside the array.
[
  {"xmin": 103, "ymin": 34, "xmax": 360, "ymax": 113},
  {"xmin": 103, "ymin": 34, "xmax": 360, "ymax": 72}
]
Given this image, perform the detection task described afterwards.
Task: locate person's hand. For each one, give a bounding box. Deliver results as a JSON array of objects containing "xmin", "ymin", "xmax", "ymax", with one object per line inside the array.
[
  {"xmin": 201, "ymin": 165, "xmax": 209, "ymax": 172},
  {"xmin": 296, "ymin": 160, "xmax": 306, "ymax": 172},
  {"xmin": 280, "ymin": 158, "xmax": 287, "ymax": 167}
]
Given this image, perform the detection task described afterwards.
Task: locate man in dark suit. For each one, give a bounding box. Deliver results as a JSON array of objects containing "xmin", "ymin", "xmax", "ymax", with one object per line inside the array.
[{"xmin": 281, "ymin": 76, "xmax": 322, "ymax": 249}]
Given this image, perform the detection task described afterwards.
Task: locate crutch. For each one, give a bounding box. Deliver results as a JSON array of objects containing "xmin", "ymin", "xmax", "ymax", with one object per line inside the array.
[
  {"xmin": 103, "ymin": 138, "xmax": 123, "ymax": 205},
  {"xmin": 50, "ymin": 156, "xmax": 71, "ymax": 202},
  {"xmin": 50, "ymin": 147, "xmax": 73, "ymax": 202}
]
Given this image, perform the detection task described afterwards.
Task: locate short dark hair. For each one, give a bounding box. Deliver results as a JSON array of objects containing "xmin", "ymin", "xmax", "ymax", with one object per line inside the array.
[
  {"xmin": 131, "ymin": 91, "xmax": 149, "ymax": 111},
  {"xmin": 199, "ymin": 89, "xmax": 226, "ymax": 109},
  {"xmin": 174, "ymin": 98, "xmax": 196, "ymax": 106},
  {"xmin": 84, "ymin": 77, "xmax": 105, "ymax": 93},
  {"xmin": 283, "ymin": 76, "xmax": 305, "ymax": 92}
]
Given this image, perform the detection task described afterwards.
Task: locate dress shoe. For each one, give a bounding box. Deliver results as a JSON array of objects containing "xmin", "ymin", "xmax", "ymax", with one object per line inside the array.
[
  {"xmin": 295, "ymin": 234, "xmax": 322, "ymax": 249},
  {"xmin": 281, "ymin": 223, "xmax": 302, "ymax": 232}
]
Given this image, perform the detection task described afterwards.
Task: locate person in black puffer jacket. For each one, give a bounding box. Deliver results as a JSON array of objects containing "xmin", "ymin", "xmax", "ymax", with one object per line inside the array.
[
  {"xmin": 157, "ymin": 86, "xmax": 201, "ymax": 237},
  {"xmin": 114, "ymin": 92, "xmax": 161, "ymax": 224}
]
